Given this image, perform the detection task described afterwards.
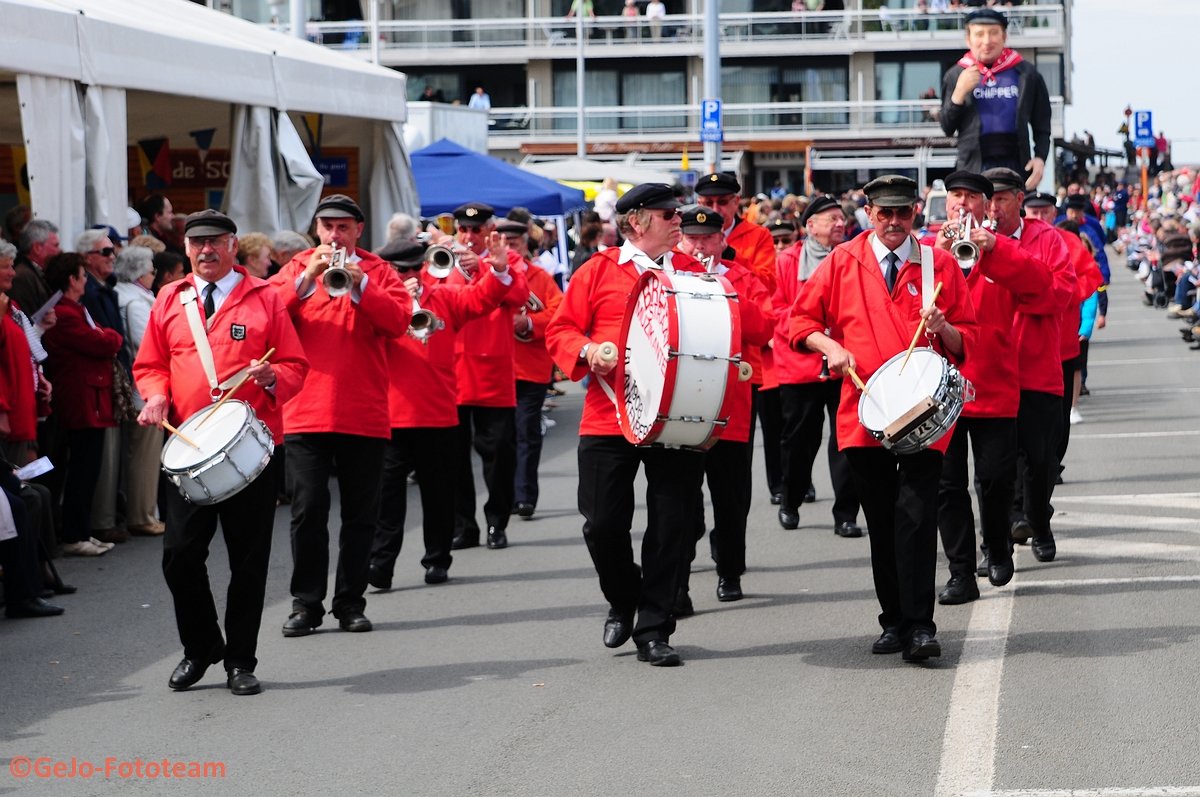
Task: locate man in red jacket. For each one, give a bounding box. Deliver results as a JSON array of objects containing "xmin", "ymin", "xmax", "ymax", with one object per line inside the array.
[
  {"xmin": 446, "ymin": 203, "xmax": 530, "ymax": 551},
  {"xmin": 269, "ymin": 194, "xmax": 412, "ymax": 638},
  {"xmin": 789, "ymin": 175, "xmax": 977, "ymax": 663},
  {"xmin": 136, "ymin": 210, "xmax": 309, "ymax": 695},
  {"xmin": 983, "ymin": 168, "xmax": 1075, "ymax": 564},
  {"xmin": 545, "ymin": 183, "xmax": 706, "ymax": 667},
  {"xmin": 773, "ymin": 195, "xmax": 862, "ymax": 537},
  {"xmin": 368, "ymin": 238, "xmax": 515, "ymax": 589},
  {"xmin": 925, "ymin": 171, "xmax": 1055, "ymax": 605}
]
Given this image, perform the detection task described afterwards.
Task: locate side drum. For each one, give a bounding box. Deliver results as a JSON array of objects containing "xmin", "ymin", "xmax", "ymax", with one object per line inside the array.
[
  {"xmin": 161, "ymin": 400, "xmax": 274, "ymax": 505},
  {"xmin": 857, "ymin": 348, "xmax": 973, "ymax": 455}
]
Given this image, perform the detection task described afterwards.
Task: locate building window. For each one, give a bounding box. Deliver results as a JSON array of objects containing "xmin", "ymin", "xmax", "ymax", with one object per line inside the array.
[
  {"xmin": 721, "ymin": 62, "xmax": 849, "ymax": 129},
  {"xmin": 1034, "ymin": 52, "xmax": 1063, "ymax": 97},
  {"xmin": 552, "ymin": 66, "xmax": 687, "ymax": 133},
  {"xmin": 875, "ymin": 60, "xmax": 942, "ymax": 124}
]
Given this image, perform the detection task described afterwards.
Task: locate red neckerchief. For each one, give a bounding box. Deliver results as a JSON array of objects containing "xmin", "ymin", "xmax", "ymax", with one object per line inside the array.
[{"xmin": 957, "ymin": 48, "xmax": 1023, "ymax": 86}]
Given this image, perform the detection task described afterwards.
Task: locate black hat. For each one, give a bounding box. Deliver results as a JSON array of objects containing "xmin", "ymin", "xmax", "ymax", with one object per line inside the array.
[
  {"xmin": 1161, "ymin": 233, "xmax": 1194, "ymax": 264},
  {"xmin": 614, "ymin": 183, "xmax": 681, "ymax": 214},
  {"xmin": 314, "ymin": 194, "xmax": 365, "ymax": 223},
  {"xmin": 1065, "ymin": 194, "xmax": 1090, "ymax": 211},
  {"xmin": 965, "ymin": 8, "xmax": 1008, "ymax": 28},
  {"xmin": 376, "ymin": 239, "xmax": 425, "ymax": 268},
  {"xmin": 943, "ymin": 170, "xmax": 994, "ymax": 199},
  {"xmin": 679, "ymin": 205, "xmax": 724, "ymax": 234},
  {"xmin": 183, "ymin": 209, "xmax": 237, "ymax": 237},
  {"xmin": 768, "ymin": 218, "xmax": 797, "ymax": 236},
  {"xmin": 494, "ymin": 219, "xmax": 529, "ymax": 236},
  {"xmin": 800, "ymin": 195, "xmax": 841, "ymax": 226},
  {"xmin": 694, "ymin": 171, "xmax": 741, "ymax": 197},
  {"xmin": 1023, "ymin": 191, "xmax": 1057, "ymax": 208},
  {"xmin": 453, "ymin": 202, "xmax": 495, "ymax": 226},
  {"xmin": 863, "ymin": 175, "xmax": 919, "ymax": 208},
  {"xmin": 983, "ymin": 167, "xmax": 1025, "ymax": 194}
]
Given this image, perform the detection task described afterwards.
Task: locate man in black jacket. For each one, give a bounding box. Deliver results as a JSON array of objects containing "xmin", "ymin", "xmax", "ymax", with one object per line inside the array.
[{"xmin": 939, "ymin": 8, "xmax": 1052, "ymax": 191}]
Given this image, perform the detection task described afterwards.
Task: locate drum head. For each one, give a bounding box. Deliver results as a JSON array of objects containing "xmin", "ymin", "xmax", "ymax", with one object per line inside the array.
[
  {"xmin": 616, "ymin": 270, "xmax": 677, "ymax": 445},
  {"xmin": 162, "ymin": 401, "xmax": 252, "ymax": 470},
  {"xmin": 858, "ymin": 348, "xmax": 945, "ymax": 433}
]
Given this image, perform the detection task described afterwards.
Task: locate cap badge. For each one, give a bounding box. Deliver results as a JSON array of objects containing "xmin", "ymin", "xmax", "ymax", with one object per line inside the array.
[
  {"xmin": 465, "ymin": 207, "xmax": 478, "ymax": 217},
  {"xmin": 696, "ymin": 212, "xmax": 707, "ymax": 223}
]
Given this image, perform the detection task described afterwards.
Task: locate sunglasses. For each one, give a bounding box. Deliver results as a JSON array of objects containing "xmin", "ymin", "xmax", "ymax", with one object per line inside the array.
[
  {"xmin": 653, "ymin": 209, "xmax": 679, "ymax": 221},
  {"xmin": 91, "ymin": 247, "xmax": 116, "ymax": 257},
  {"xmin": 393, "ymin": 263, "xmax": 423, "ymax": 273},
  {"xmin": 874, "ymin": 206, "xmax": 915, "ymax": 220}
]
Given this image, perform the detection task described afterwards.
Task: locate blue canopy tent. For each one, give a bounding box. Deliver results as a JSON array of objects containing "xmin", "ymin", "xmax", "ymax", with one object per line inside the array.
[{"xmin": 411, "ymin": 138, "xmax": 587, "ymax": 217}]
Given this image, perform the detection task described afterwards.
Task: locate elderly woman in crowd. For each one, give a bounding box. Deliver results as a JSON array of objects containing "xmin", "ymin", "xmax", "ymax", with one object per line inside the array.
[
  {"xmin": 114, "ymin": 246, "xmax": 164, "ymax": 536},
  {"xmin": 237, "ymin": 232, "xmax": 275, "ymax": 278},
  {"xmin": 41, "ymin": 253, "xmax": 123, "ymax": 557}
]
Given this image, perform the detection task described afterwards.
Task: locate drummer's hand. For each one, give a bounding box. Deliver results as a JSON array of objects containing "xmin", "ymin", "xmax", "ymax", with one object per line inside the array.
[
  {"xmin": 922, "ymin": 303, "xmax": 948, "ymax": 335},
  {"xmin": 587, "ymin": 344, "xmax": 617, "ymax": 376},
  {"xmin": 824, "ymin": 344, "xmax": 855, "ymax": 377},
  {"xmin": 139, "ymin": 395, "xmax": 168, "ymax": 427},
  {"xmin": 247, "ymin": 361, "xmax": 277, "ymax": 389}
]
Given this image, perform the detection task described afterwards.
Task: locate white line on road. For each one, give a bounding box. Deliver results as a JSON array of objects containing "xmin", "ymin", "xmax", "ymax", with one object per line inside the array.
[
  {"xmin": 1088, "ymin": 358, "xmax": 1183, "ymax": 366},
  {"xmin": 1054, "ymin": 493, "xmax": 1200, "ymax": 508},
  {"xmin": 1016, "ymin": 574, "xmax": 1200, "ymax": 590},
  {"xmin": 1078, "ymin": 387, "xmax": 1200, "ymax": 396},
  {"xmin": 966, "ymin": 788, "xmax": 1200, "ymax": 796},
  {"xmin": 1069, "ymin": 430, "xmax": 1200, "ymax": 439}
]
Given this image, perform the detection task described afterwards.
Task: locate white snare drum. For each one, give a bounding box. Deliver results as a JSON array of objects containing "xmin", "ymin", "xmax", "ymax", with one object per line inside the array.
[
  {"xmin": 857, "ymin": 348, "xmax": 974, "ymax": 455},
  {"xmin": 615, "ymin": 269, "xmax": 743, "ymax": 450},
  {"xmin": 161, "ymin": 400, "xmax": 275, "ymax": 505}
]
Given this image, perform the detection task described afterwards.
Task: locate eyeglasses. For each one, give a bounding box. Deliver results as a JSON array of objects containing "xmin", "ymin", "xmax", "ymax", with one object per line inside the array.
[
  {"xmin": 873, "ymin": 206, "xmax": 915, "ymax": 220},
  {"xmin": 91, "ymin": 247, "xmax": 116, "ymax": 257},
  {"xmin": 653, "ymin": 209, "xmax": 679, "ymax": 221},
  {"xmin": 393, "ymin": 263, "xmax": 423, "ymax": 273}
]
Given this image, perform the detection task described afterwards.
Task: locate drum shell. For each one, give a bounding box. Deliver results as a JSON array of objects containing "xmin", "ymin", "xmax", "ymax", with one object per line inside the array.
[
  {"xmin": 857, "ymin": 349, "xmax": 971, "ymax": 455},
  {"xmin": 161, "ymin": 400, "xmax": 275, "ymax": 505}
]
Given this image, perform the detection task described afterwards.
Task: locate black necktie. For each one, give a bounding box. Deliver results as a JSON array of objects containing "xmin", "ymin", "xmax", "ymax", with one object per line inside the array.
[
  {"xmin": 884, "ymin": 252, "xmax": 900, "ymax": 292},
  {"xmin": 202, "ymin": 283, "xmax": 216, "ymax": 323}
]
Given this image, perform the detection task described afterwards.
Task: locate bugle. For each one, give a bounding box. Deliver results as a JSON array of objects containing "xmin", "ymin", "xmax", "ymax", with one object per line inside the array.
[
  {"xmin": 408, "ymin": 297, "xmax": 443, "ymax": 343},
  {"xmin": 423, "ymin": 244, "xmax": 458, "ymax": 280},
  {"xmin": 322, "ymin": 246, "xmax": 352, "ymax": 297},
  {"xmin": 946, "ymin": 208, "xmax": 980, "ymax": 270}
]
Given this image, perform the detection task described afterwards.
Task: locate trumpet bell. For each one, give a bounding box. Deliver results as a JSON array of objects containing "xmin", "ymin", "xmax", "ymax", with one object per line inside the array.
[
  {"xmin": 411, "ymin": 308, "xmax": 437, "ymax": 332},
  {"xmin": 952, "ymin": 239, "xmax": 979, "ymax": 270},
  {"xmin": 425, "ymin": 245, "xmax": 457, "ymax": 280},
  {"xmin": 323, "ymin": 246, "xmax": 352, "ymax": 297}
]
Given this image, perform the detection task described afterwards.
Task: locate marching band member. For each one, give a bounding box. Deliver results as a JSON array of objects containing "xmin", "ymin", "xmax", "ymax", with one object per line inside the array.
[
  {"xmin": 368, "ymin": 238, "xmax": 516, "ymax": 589},
  {"xmin": 773, "ymin": 195, "xmax": 863, "ymax": 537},
  {"xmin": 497, "ymin": 219, "xmax": 564, "ymax": 521},
  {"xmin": 269, "ymin": 194, "xmax": 412, "ymax": 638},
  {"xmin": 135, "ymin": 210, "xmax": 309, "ymax": 695},
  {"xmin": 545, "ymin": 183, "xmax": 706, "ymax": 667},
  {"xmin": 674, "ymin": 205, "xmax": 773, "ymax": 608},
  {"xmin": 445, "ymin": 203, "xmax": 530, "ymax": 551},
  {"xmin": 982, "ymin": 168, "xmax": 1076, "ymax": 565},
  {"xmin": 924, "ymin": 171, "xmax": 1054, "ymax": 605},
  {"xmin": 789, "ymin": 175, "xmax": 976, "ymax": 663}
]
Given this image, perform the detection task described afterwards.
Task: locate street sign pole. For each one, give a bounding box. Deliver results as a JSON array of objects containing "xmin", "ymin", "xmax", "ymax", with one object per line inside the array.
[{"xmin": 702, "ymin": 0, "xmax": 720, "ymax": 175}]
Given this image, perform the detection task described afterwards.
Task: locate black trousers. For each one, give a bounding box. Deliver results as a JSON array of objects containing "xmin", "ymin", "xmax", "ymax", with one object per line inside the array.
[
  {"xmin": 845, "ymin": 447, "xmax": 941, "ymax": 639},
  {"xmin": 454, "ymin": 405, "xmax": 516, "ymax": 539},
  {"xmin": 938, "ymin": 417, "xmax": 1017, "ymax": 576},
  {"xmin": 577, "ymin": 435, "xmax": 704, "ymax": 646},
  {"xmin": 752, "ymin": 385, "xmax": 782, "ymax": 497},
  {"xmin": 286, "ymin": 432, "xmax": 385, "ymax": 620},
  {"xmin": 372, "ymin": 426, "xmax": 457, "ymax": 575},
  {"xmin": 0, "ymin": 483, "xmax": 40, "ymax": 603},
  {"xmin": 779, "ymin": 380, "xmax": 859, "ymax": 523},
  {"xmin": 1056, "ymin": 358, "xmax": 1078, "ymax": 470},
  {"xmin": 514, "ymin": 380, "xmax": 549, "ymax": 507},
  {"xmin": 161, "ymin": 456, "xmax": 279, "ymax": 672},
  {"xmin": 1012, "ymin": 390, "xmax": 1062, "ymax": 537},
  {"xmin": 681, "ymin": 438, "xmax": 753, "ymax": 591},
  {"xmin": 62, "ymin": 428, "xmax": 106, "ymax": 544}
]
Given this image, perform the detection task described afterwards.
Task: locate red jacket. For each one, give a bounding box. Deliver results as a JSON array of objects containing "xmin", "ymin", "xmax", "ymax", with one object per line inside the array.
[
  {"xmin": 1055, "ymin": 228, "xmax": 1105, "ymax": 361},
  {"xmin": 920, "ymin": 234, "xmax": 1057, "ymax": 418},
  {"xmin": 388, "ymin": 269, "xmax": 512, "ymax": 428},
  {"xmin": 514, "ymin": 263, "xmax": 564, "ymax": 384},
  {"xmin": 447, "ymin": 251, "xmax": 530, "ymax": 407},
  {"xmin": 712, "ymin": 259, "xmax": 773, "ymax": 443},
  {"xmin": 270, "ymin": 248, "xmax": 411, "ymax": 438},
  {"xmin": 42, "ymin": 298, "xmax": 123, "ymax": 431},
  {"xmin": 727, "ymin": 217, "xmax": 779, "ymax": 389},
  {"xmin": 1010, "ymin": 220, "xmax": 1076, "ymax": 396},
  {"xmin": 134, "ymin": 270, "xmax": 309, "ymax": 444},
  {"xmin": 546, "ymin": 247, "xmax": 704, "ymax": 437},
  {"xmin": 0, "ymin": 307, "xmax": 37, "ymax": 443},
  {"xmin": 788, "ymin": 234, "xmax": 977, "ymax": 452},
  {"xmin": 773, "ymin": 240, "xmax": 832, "ymax": 385}
]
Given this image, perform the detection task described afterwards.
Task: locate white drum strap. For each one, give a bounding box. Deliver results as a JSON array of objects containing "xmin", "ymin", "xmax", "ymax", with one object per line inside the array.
[
  {"xmin": 919, "ymin": 242, "xmax": 934, "ymax": 309},
  {"xmin": 595, "ymin": 372, "xmax": 621, "ymax": 413},
  {"xmin": 180, "ymin": 287, "xmax": 220, "ymax": 396}
]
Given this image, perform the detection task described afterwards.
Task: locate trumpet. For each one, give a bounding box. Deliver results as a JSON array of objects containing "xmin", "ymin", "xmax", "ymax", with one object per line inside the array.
[
  {"xmin": 408, "ymin": 297, "xmax": 443, "ymax": 343},
  {"xmin": 423, "ymin": 244, "xmax": 459, "ymax": 280},
  {"xmin": 945, "ymin": 208, "xmax": 981, "ymax": 270},
  {"xmin": 322, "ymin": 246, "xmax": 352, "ymax": 297}
]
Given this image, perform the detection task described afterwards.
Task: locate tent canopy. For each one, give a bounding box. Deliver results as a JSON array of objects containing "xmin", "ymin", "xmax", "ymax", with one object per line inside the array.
[{"xmin": 411, "ymin": 139, "xmax": 587, "ymax": 217}]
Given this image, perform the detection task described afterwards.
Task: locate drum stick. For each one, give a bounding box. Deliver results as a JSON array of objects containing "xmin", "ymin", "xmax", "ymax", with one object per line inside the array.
[
  {"xmin": 160, "ymin": 420, "xmax": 201, "ymax": 451},
  {"xmin": 197, "ymin": 347, "xmax": 276, "ymax": 428},
  {"xmin": 845, "ymin": 365, "xmax": 869, "ymax": 397},
  {"xmin": 899, "ymin": 282, "xmax": 944, "ymax": 374},
  {"xmin": 596, "ymin": 341, "xmax": 618, "ymax": 365}
]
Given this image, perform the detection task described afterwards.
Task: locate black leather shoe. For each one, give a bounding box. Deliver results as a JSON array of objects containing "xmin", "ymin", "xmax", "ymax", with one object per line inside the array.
[
  {"xmin": 5, "ymin": 597, "xmax": 65, "ymax": 618},
  {"xmin": 602, "ymin": 610, "xmax": 633, "ymax": 648},
  {"xmin": 368, "ymin": 564, "xmax": 392, "ymax": 590},
  {"xmin": 338, "ymin": 611, "xmax": 373, "ymax": 632},
  {"xmin": 670, "ymin": 589, "xmax": 694, "ymax": 618},
  {"xmin": 281, "ymin": 609, "xmax": 321, "ymax": 638},
  {"xmin": 515, "ymin": 502, "xmax": 535, "ymax": 519},
  {"xmin": 903, "ymin": 630, "xmax": 942, "ymax": 662},
  {"xmin": 226, "ymin": 668, "xmax": 261, "ymax": 696},
  {"xmin": 834, "ymin": 521, "xmax": 863, "ymax": 538},
  {"xmin": 975, "ymin": 553, "xmax": 990, "ymax": 577},
  {"xmin": 778, "ymin": 507, "xmax": 799, "ymax": 530},
  {"xmin": 871, "ymin": 628, "xmax": 903, "ymax": 654},
  {"xmin": 716, "ymin": 576, "xmax": 743, "ymax": 602},
  {"xmin": 1011, "ymin": 518, "xmax": 1033, "ymax": 545},
  {"xmin": 803, "ymin": 485, "xmax": 816, "ymax": 503},
  {"xmin": 424, "ymin": 565, "xmax": 449, "ymax": 584},
  {"xmin": 988, "ymin": 555, "xmax": 1015, "ymax": 587},
  {"xmin": 938, "ymin": 574, "xmax": 980, "ymax": 605},
  {"xmin": 636, "ymin": 640, "xmax": 682, "ymax": 667},
  {"xmin": 169, "ymin": 653, "xmax": 221, "ymax": 691},
  {"xmin": 451, "ymin": 534, "xmax": 479, "ymax": 550},
  {"xmin": 486, "ymin": 526, "xmax": 508, "ymax": 550},
  {"xmin": 769, "ymin": 492, "xmax": 782, "ymax": 505},
  {"xmin": 1031, "ymin": 533, "xmax": 1056, "ymax": 562}
]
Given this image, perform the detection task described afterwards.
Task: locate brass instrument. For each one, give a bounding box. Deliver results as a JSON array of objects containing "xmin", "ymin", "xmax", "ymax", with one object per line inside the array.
[
  {"xmin": 322, "ymin": 245, "xmax": 352, "ymax": 297},
  {"xmin": 423, "ymin": 244, "xmax": 459, "ymax": 280},
  {"xmin": 945, "ymin": 208, "xmax": 981, "ymax": 270},
  {"xmin": 408, "ymin": 297, "xmax": 443, "ymax": 343},
  {"xmin": 525, "ymin": 290, "xmax": 545, "ymax": 314}
]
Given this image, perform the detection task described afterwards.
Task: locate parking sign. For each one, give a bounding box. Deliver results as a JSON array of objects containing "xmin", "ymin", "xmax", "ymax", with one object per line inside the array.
[
  {"xmin": 701, "ymin": 98, "xmax": 722, "ymax": 143},
  {"xmin": 1134, "ymin": 110, "xmax": 1154, "ymax": 148}
]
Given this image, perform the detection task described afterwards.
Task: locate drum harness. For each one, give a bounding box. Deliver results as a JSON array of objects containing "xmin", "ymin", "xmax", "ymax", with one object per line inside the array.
[{"xmin": 179, "ymin": 286, "xmax": 224, "ymax": 403}]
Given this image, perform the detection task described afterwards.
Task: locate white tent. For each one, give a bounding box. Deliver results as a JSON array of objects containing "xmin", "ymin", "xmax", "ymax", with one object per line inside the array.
[{"xmin": 0, "ymin": 0, "xmax": 418, "ymax": 245}]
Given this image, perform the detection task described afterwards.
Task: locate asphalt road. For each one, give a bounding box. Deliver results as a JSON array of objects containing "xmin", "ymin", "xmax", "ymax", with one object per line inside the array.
[{"xmin": 3, "ymin": 260, "xmax": 1199, "ymax": 797}]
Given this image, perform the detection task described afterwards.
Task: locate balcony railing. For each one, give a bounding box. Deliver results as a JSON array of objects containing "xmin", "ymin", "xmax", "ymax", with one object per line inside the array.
[
  {"xmin": 289, "ymin": 5, "xmax": 1064, "ymax": 57},
  {"xmin": 484, "ymin": 97, "xmax": 1065, "ymax": 144}
]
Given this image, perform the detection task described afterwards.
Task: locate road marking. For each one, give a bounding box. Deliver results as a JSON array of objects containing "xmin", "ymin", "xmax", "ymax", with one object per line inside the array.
[
  {"xmin": 966, "ymin": 788, "xmax": 1200, "ymax": 796},
  {"xmin": 1016, "ymin": 574, "xmax": 1200, "ymax": 589},
  {"xmin": 1078, "ymin": 387, "xmax": 1200, "ymax": 397},
  {"xmin": 1069, "ymin": 430, "xmax": 1200, "ymax": 439},
  {"xmin": 1088, "ymin": 358, "xmax": 1185, "ymax": 366},
  {"xmin": 1051, "ymin": 511, "xmax": 1200, "ymax": 533},
  {"xmin": 1054, "ymin": 493, "xmax": 1200, "ymax": 508}
]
